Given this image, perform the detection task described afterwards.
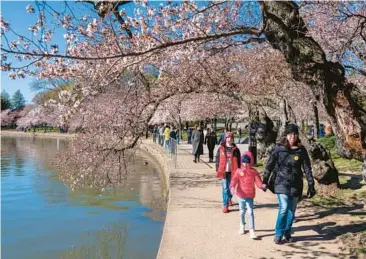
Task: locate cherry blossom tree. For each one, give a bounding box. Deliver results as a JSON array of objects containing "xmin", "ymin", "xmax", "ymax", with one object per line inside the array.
[
  {"xmin": 1, "ymin": 1, "xmax": 365, "ymax": 189},
  {"xmin": 1, "ymin": 109, "xmax": 19, "ymax": 127}
]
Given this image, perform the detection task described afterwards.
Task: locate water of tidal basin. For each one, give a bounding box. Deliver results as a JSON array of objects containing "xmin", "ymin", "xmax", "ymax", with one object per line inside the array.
[{"xmin": 1, "ymin": 135, "xmax": 166, "ymax": 259}]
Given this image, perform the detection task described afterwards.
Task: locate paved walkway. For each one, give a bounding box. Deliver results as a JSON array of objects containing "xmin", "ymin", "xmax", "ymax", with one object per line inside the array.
[{"xmin": 155, "ymin": 142, "xmax": 350, "ymax": 259}]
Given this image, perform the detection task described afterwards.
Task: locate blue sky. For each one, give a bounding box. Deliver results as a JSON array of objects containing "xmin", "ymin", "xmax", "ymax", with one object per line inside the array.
[
  {"xmin": 1, "ymin": 1, "xmax": 76, "ymax": 102},
  {"xmin": 0, "ymin": 0, "xmax": 139, "ymax": 103},
  {"xmin": 1, "ymin": 1, "xmax": 38, "ymax": 102}
]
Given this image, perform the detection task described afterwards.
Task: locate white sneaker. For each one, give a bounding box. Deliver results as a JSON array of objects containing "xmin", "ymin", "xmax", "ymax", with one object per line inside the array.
[
  {"xmin": 249, "ymin": 229, "xmax": 258, "ymax": 239},
  {"xmin": 239, "ymin": 225, "xmax": 245, "ymax": 235}
]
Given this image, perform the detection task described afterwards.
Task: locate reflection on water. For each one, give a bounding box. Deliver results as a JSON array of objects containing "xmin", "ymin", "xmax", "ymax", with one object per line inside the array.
[
  {"xmin": 1, "ymin": 135, "xmax": 166, "ymax": 259},
  {"xmin": 59, "ymin": 222, "xmax": 129, "ymax": 259}
]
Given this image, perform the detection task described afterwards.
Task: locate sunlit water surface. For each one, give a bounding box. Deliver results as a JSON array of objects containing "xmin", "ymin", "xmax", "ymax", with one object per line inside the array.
[{"xmin": 1, "ymin": 135, "xmax": 166, "ymax": 259}]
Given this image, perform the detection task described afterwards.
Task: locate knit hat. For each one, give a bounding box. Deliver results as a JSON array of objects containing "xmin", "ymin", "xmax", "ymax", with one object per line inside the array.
[
  {"xmin": 285, "ymin": 123, "xmax": 299, "ymax": 135},
  {"xmin": 225, "ymin": 132, "xmax": 233, "ymax": 138},
  {"xmin": 242, "ymin": 155, "xmax": 251, "ymax": 163}
]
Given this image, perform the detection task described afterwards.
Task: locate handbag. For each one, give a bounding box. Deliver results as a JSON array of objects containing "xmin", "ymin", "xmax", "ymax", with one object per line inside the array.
[{"xmin": 268, "ymin": 170, "xmax": 277, "ymax": 194}]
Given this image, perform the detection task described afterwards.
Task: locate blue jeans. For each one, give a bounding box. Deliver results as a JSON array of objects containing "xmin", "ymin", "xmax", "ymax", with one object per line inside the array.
[
  {"xmin": 275, "ymin": 194, "xmax": 299, "ymax": 237},
  {"xmin": 164, "ymin": 139, "xmax": 170, "ymax": 149},
  {"xmin": 221, "ymin": 173, "xmax": 232, "ymax": 207},
  {"xmin": 237, "ymin": 197, "xmax": 254, "ymax": 229},
  {"xmin": 169, "ymin": 139, "xmax": 176, "ymax": 155}
]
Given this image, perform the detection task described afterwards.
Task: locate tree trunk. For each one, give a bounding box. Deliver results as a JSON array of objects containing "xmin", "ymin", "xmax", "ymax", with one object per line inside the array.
[
  {"xmin": 224, "ymin": 118, "xmax": 229, "ymax": 130},
  {"xmin": 277, "ymin": 98, "xmax": 288, "ymax": 141},
  {"xmin": 254, "ymin": 106, "xmax": 278, "ymax": 160},
  {"xmin": 261, "ymin": 1, "xmax": 366, "ymax": 161},
  {"xmin": 178, "ymin": 116, "xmax": 183, "ymax": 140},
  {"xmin": 229, "ymin": 117, "xmax": 234, "ymax": 132},
  {"xmin": 312, "ymin": 101, "xmax": 320, "ymax": 139}
]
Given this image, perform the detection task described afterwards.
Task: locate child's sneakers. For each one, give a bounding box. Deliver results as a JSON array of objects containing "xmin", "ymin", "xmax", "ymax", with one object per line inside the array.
[
  {"xmin": 239, "ymin": 225, "xmax": 245, "ymax": 235},
  {"xmin": 222, "ymin": 207, "xmax": 229, "ymax": 213},
  {"xmin": 249, "ymin": 229, "xmax": 258, "ymax": 239},
  {"xmin": 228, "ymin": 199, "xmax": 233, "ymax": 206}
]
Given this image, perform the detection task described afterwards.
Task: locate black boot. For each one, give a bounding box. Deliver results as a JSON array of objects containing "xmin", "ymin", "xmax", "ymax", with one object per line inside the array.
[
  {"xmin": 274, "ymin": 236, "xmax": 282, "ymax": 245},
  {"xmin": 284, "ymin": 233, "xmax": 294, "ymax": 243}
]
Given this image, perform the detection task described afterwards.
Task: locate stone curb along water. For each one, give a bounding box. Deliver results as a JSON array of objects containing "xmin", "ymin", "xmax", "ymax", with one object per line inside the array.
[
  {"xmin": 138, "ymin": 140, "xmax": 171, "ymax": 200},
  {"xmin": 139, "ymin": 140, "xmax": 173, "ymax": 259}
]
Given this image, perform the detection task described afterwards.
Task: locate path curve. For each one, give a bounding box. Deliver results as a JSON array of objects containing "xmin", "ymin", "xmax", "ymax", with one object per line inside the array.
[{"xmin": 142, "ymin": 140, "xmax": 351, "ymax": 259}]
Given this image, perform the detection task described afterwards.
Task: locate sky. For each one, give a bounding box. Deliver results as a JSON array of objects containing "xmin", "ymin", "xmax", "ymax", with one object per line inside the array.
[
  {"xmin": 1, "ymin": 1, "xmax": 39, "ymax": 103},
  {"xmin": 0, "ymin": 0, "xmax": 144, "ymax": 103}
]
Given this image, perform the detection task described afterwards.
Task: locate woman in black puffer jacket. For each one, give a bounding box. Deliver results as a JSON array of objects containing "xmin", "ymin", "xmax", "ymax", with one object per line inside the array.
[{"xmin": 262, "ymin": 124, "xmax": 316, "ymax": 244}]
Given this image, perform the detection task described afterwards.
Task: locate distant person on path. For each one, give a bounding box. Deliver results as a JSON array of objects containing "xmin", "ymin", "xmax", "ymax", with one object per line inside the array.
[
  {"xmin": 216, "ymin": 132, "xmax": 241, "ymax": 213},
  {"xmin": 192, "ymin": 125, "xmax": 204, "ymax": 163},
  {"xmin": 319, "ymin": 124, "xmax": 325, "ymax": 138},
  {"xmin": 309, "ymin": 125, "xmax": 314, "ymax": 137},
  {"xmin": 159, "ymin": 125, "xmax": 165, "ymax": 146},
  {"xmin": 164, "ymin": 125, "xmax": 171, "ymax": 149},
  {"xmin": 237, "ymin": 126, "xmax": 242, "ymax": 143},
  {"xmin": 218, "ymin": 128, "xmax": 228, "ymax": 144},
  {"xmin": 187, "ymin": 127, "xmax": 193, "ymax": 144},
  {"xmin": 169, "ymin": 126, "xmax": 177, "ymax": 155},
  {"xmin": 203, "ymin": 127, "xmax": 208, "ymax": 141},
  {"xmin": 230, "ymin": 152, "xmax": 265, "ymax": 239},
  {"xmin": 204, "ymin": 128, "xmax": 217, "ymax": 162},
  {"xmin": 262, "ymin": 124, "xmax": 316, "ymax": 244},
  {"xmin": 176, "ymin": 127, "xmax": 180, "ymax": 144}
]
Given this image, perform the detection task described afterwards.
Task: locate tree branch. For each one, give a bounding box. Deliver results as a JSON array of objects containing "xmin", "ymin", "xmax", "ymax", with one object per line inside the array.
[{"xmin": 1, "ymin": 27, "xmax": 262, "ymax": 61}]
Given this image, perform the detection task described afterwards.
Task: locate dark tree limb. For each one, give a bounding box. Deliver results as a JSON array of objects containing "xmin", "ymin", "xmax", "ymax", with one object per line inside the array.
[
  {"xmin": 260, "ymin": 1, "xmax": 366, "ymax": 161},
  {"xmin": 78, "ymin": 0, "xmax": 133, "ymax": 38}
]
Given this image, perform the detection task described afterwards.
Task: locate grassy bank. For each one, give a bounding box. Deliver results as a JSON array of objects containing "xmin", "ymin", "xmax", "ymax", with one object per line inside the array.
[{"xmin": 317, "ymin": 136, "xmax": 363, "ymax": 172}]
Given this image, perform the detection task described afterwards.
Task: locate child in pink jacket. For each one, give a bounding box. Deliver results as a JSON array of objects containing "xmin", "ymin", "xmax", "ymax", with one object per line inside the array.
[{"xmin": 230, "ymin": 151, "xmax": 265, "ymax": 239}]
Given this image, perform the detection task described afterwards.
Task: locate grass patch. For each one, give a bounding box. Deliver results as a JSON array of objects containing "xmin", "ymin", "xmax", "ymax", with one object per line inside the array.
[
  {"xmin": 333, "ymin": 157, "xmax": 363, "ymax": 172},
  {"xmin": 356, "ymin": 248, "xmax": 366, "ymax": 254},
  {"xmin": 310, "ymin": 196, "xmax": 346, "ymax": 207},
  {"xmin": 317, "ymin": 136, "xmax": 363, "ymax": 172},
  {"xmin": 254, "ymin": 161, "xmax": 265, "ymax": 172},
  {"xmin": 309, "ymin": 187, "xmax": 366, "ymax": 208},
  {"xmin": 338, "ymin": 175, "xmax": 349, "ymax": 185}
]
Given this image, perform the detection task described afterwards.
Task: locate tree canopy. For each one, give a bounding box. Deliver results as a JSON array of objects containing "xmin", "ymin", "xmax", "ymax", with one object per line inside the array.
[{"xmin": 1, "ymin": 1, "xmax": 365, "ymax": 188}]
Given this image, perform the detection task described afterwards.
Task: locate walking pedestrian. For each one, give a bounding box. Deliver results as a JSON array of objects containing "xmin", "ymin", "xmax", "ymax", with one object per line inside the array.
[
  {"xmin": 192, "ymin": 125, "xmax": 204, "ymax": 163},
  {"xmin": 204, "ymin": 128, "xmax": 217, "ymax": 162},
  {"xmin": 262, "ymin": 124, "xmax": 316, "ymax": 244},
  {"xmin": 187, "ymin": 127, "xmax": 192, "ymax": 144},
  {"xmin": 216, "ymin": 132, "xmax": 241, "ymax": 213}
]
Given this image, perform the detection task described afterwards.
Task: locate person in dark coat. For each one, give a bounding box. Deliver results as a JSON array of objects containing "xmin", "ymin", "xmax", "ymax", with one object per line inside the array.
[
  {"xmin": 192, "ymin": 125, "xmax": 204, "ymax": 163},
  {"xmin": 262, "ymin": 124, "xmax": 316, "ymax": 244},
  {"xmin": 187, "ymin": 127, "xmax": 193, "ymax": 144},
  {"xmin": 169, "ymin": 127, "xmax": 177, "ymax": 155},
  {"xmin": 204, "ymin": 128, "xmax": 217, "ymax": 162}
]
